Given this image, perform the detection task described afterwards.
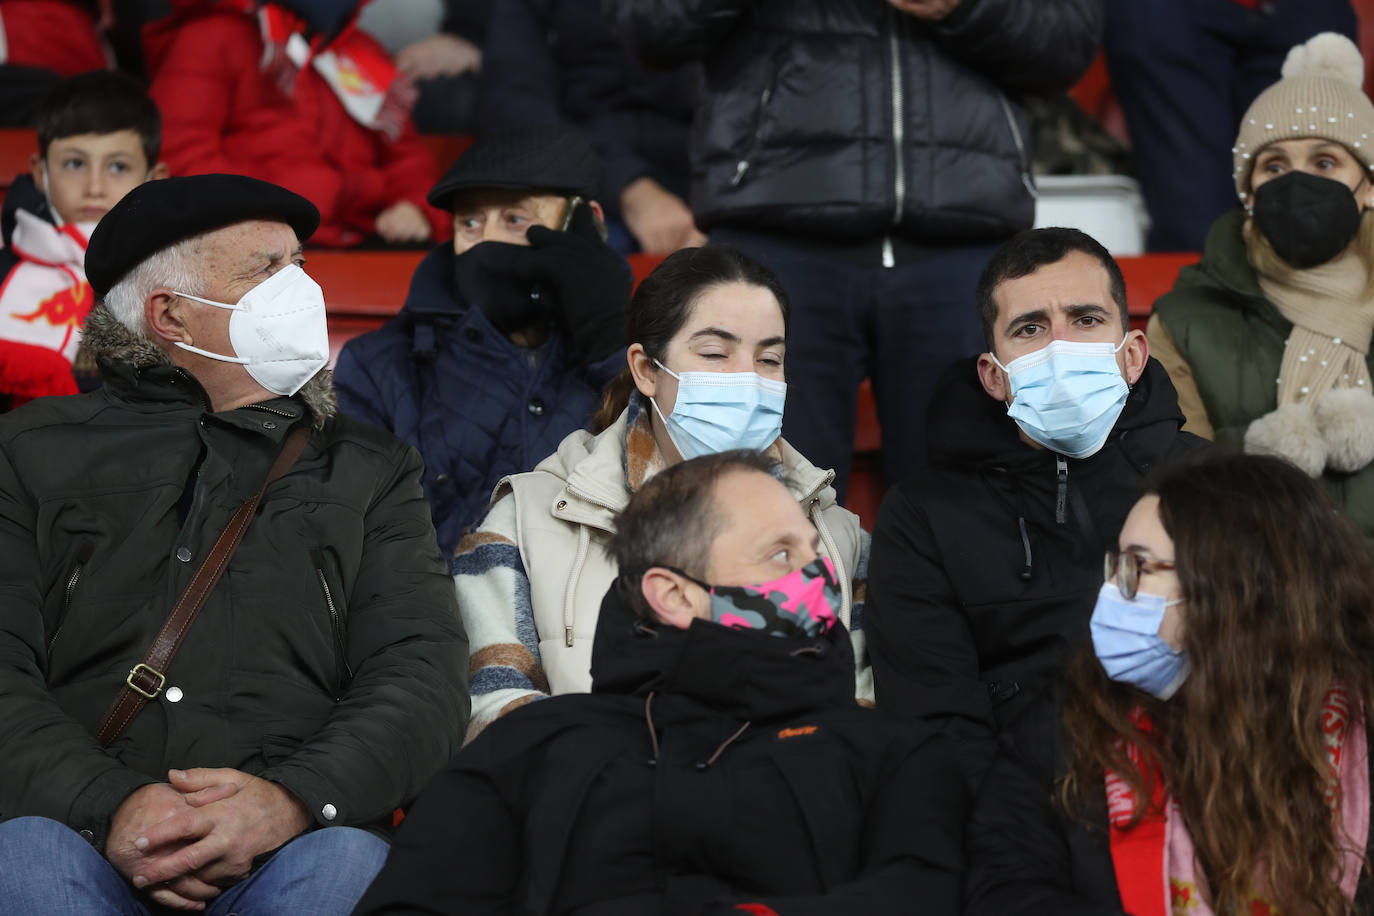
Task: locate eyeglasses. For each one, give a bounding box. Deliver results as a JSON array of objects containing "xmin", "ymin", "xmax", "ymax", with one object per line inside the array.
[{"xmin": 1103, "ymin": 549, "xmax": 1176, "ymax": 600}]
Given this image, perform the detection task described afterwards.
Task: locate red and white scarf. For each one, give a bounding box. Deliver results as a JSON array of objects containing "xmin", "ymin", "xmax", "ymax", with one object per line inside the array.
[
  {"xmin": 235, "ymin": 1, "xmax": 416, "ymax": 140},
  {"xmin": 1106, "ymin": 688, "xmax": 1370, "ymax": 915},
  {"xmin": 0, "ymin": 211, "xmax": 95, "ymax": 364}
]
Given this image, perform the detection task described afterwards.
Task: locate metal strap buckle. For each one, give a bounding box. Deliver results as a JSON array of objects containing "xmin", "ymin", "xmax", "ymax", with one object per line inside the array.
[{"xmin": 126, "ymin": 663, "xmax": 166, "ymax": 699}]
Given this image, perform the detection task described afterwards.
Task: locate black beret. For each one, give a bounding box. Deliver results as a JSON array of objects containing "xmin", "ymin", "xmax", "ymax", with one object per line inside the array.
[
  {"xmin": 86, "ymin": 174, "xmax": 321, "ymax": 299},
  {"xmin": 426, "ymin": 124, "xmax": 602, "ymax": 211}
]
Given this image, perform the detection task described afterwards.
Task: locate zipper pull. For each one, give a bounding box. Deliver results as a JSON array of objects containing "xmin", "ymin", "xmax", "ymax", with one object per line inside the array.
[
  {"xmin": 881, "ymin": 236, "xmax": 895, "ymax": 269},
  {"xmin": 731, "ymin": 160, "xmax": 750, "ymax": 186},
  {"xmin": 1055, "ymin": 455, "xmax": 1068, "ymax": 525}
]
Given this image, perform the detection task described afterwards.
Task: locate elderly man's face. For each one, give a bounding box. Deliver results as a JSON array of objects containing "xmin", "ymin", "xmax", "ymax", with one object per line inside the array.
[
  {"xmin": 177, "ymin": 219, "xmax": 305, "ymax": 359},
  {"xmin": 679, "ymin": 469, "xmax": 819, "ymax": 621},
  {"xmin": 450, "ymin": 188, "xmax": 568, "ymax": 254}
]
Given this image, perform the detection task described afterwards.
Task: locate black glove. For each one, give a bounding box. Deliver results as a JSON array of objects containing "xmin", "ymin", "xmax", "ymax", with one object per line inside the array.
[{"xmin": 524, "ymin": 203, "xmax": 633, "ymax": 366}]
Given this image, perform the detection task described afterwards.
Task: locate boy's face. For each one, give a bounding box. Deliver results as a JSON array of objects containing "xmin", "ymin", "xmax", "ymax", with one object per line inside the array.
[{"xmin": 30, "ymin": 129, "xmax": 167, "ymax": 226}]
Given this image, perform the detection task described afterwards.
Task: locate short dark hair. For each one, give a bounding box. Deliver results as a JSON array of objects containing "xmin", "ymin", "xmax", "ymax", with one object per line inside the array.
[
  {"xmin": 975, "ymin": 227, "xmax": 1128, "ymax": 350},
  {"xmin": 608, "ymin": 450, "xmax": 784, "ymax": 619},
  {"xmin": 37, "ymin": 71, "xmax": 162, "ymax": 165}
]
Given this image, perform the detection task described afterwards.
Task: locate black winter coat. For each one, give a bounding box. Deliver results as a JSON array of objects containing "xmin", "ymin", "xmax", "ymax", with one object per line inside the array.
[
  {"xmin": 353, "ymin": 583, "xmax": 967, "ymax": 916},
  {"xmin": 866, "ymin": 358, "xmax": 1206, "ymax": 790},
  {"xmin": 604, "ymin": 0, "xmax": 1101, "ymax": 241},
  {"xmin": 966, "ymin": 690, "xmax": 1374, "ymax": 916},
  {"xmin": 0, "ymin": 308, "xmax": 470, "ymax": 848}
]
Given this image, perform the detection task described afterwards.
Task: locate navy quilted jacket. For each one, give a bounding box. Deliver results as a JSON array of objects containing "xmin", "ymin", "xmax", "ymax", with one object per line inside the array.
[{"xmin": 333, "ymin": 244, "xmax": 624, "ymax": 556}]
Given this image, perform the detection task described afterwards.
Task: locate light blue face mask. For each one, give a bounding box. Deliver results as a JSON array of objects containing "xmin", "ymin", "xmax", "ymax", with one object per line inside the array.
[
  {"xmin": 1090, "ymin": 582, "xmax": 1189, "ymax": 700},
  {"xmin": 649, "ymin": 360, "xmax": 786, "ymax": 460},
  {"xmin": 991, "ymin": 338, "xmax": 1130, "ymax": 459}
]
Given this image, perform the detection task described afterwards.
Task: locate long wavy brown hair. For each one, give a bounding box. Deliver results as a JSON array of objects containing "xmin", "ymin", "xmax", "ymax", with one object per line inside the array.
[{"xmin": 1062, "ymin": 453, "xmax": 1374, "ymax": 915}]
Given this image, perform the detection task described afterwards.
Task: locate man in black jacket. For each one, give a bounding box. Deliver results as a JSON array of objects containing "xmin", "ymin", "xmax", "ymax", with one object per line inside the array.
[
  {"xmin": 0, "ymin": 175, "xmax": 469, "ymax": 915},
  {"xmin": 354, "ymin": 450, "xmax": 965, "ymax": 915},
  {"xmin": 605, "ymin": 0, "xmax": 1103, "ymax": 499},
  {"xmin": 866, "ymin": 228, "xmax": 1205, "ymax": 791}
]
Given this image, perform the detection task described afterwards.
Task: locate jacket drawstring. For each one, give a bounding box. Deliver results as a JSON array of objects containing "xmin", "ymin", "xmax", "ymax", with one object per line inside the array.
[
  {"xmin": 698, "ymin": 720, "xmax": 752, "ymax": 770},
  {"xmin": 645, "ymin": 691, "xmax": 753, "ymax": 770},
  {"xmin": 644, "ymin": 691, "xmax": 660, "ymax": 765},
  {"xmin": 1016, "ymin": 516, "xmax": 1033, "ymax": 582},
  {"xmin": 987, "ymin": 467, "xmax": 1034, "ymax": 582}
]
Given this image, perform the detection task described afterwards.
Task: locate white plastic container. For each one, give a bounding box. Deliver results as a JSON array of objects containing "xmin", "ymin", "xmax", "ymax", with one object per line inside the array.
[{"xmin": 1032, "ymin": 174, "xmax": 1150, "ymax": 255}]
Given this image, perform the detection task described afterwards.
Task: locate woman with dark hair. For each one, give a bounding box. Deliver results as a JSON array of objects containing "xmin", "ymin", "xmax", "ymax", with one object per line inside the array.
[
  {"xmin": 968, "ymin": 452, "xmax": 1374, "ymax": 916},
  {"xmin": 455, "ymin": 244, "xmax": 870, "ymax": 740}
]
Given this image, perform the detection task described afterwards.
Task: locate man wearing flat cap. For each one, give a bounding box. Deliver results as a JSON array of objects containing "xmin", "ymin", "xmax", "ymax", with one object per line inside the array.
[
  {"xmin": 0, "ymin": 174, "xmax": 469, "ymax": 915},
  {"xmin": 334, "ymin": 124, "xmax": 635, "ymax": 557}
]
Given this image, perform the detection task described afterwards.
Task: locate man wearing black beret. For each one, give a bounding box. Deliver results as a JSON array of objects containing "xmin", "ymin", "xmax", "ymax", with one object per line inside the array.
[
  {"xmin": 0, "ymin": 174, "xmax": 469, "ymax": 915},
  {"xmin": 333, "ymin": 124, "xmax": 635, "ymax": 557}
]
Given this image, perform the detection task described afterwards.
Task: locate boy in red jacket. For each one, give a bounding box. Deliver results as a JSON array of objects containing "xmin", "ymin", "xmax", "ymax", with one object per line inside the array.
[{"xmin": 0, "ymin": 70, "xmax": 167, "ymax": 407}]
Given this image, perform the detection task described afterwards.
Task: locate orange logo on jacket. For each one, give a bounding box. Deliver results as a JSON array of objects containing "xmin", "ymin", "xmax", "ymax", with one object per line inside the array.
[
  {"xmin": 777, "ymin": 726, "xmax": 818, "ymax": 739},
  {"xmin": 12, "ymin": 281, "xmax": 93, "ymax": 328}
]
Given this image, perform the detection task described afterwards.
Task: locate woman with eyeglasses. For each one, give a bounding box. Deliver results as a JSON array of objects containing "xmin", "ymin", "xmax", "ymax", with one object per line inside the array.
[{"xmin": 967, "ymin": 452, "xmax": 1374, "ymax": 916}]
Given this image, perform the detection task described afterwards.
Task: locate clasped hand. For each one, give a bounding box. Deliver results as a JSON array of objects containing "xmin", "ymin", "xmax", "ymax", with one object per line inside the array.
[{"xmin": 107, "ymin": 768, "xmax": 310, "ymax": 912}]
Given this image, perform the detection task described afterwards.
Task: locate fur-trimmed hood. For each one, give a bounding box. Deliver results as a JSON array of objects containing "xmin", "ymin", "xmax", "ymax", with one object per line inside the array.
[{"xmin": 82, "ymin": 304, "xmax": 337, "ymax": 427}]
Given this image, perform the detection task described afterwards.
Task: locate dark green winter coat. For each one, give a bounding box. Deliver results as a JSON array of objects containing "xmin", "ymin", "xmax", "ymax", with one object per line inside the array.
[
  {"xmin": 1153, "ymin": 209, "xmax": 1374, "ymax": 539},
  {"xmin": 0, "ymin": 307, "xmax": 470, "ymax": 850}
]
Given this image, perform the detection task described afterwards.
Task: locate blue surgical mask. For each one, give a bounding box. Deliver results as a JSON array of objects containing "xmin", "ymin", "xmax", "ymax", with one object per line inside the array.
[
  {"xmin": 649, "ymin": 360, "xmax": 786, "ymax": 460},
  {"xmin": 991, "ymin": 338, "xmax": 1130, "ymax": 459},
  {"xmin": 1090, "ymin": 582, "xmax": 1189, "ymax": 700}
]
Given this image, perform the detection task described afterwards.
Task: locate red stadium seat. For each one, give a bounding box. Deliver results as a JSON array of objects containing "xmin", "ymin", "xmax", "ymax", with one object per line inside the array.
[{"xmin": 0, "ymin": 128, "xmax": 37, "ymax": 192}]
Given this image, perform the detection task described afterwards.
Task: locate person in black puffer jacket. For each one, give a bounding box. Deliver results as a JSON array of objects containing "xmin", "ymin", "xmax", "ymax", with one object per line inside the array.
[
  {"xmin": 865, "ymin": 228, "xmax": 1207, "ymax": 794},
  {"xmin": 604, "ymin": 0, "xmax": 1103, "ymax": 499},
  {"xmin": 353, "ymin": 450, "xmax": 965, "ymax": 916}
]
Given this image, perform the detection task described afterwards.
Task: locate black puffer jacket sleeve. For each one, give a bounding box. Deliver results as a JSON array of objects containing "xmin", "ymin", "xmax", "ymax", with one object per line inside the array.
[
  {"xmin": 931, "ymin": 0, "xmax": 1103, "ymax": 97},
  {"xmin": 259, "ymin": 439, "xmax": 470, "ymax": 829},
  {"xmin": 867, "ymin": 480, "xmax": 999, "ymax": 791},
  {"xmin": 600, "ymin": 0, "xmax": 747, "ymax": 68},
  {"xmin": 966, "ymin": 698, "xmax": 1126, "ymax": 916}
]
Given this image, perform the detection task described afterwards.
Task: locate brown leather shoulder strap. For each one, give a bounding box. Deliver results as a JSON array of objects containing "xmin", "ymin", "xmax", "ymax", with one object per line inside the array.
[{"xmin": 96, "ymin": 425, "xmax": 311, "ymax": 747}]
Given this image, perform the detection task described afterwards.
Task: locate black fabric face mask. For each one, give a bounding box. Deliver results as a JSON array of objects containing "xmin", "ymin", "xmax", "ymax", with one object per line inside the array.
[
  {"xmin": 1251, "ymin": 170, "xmax": 1364, "ymax": 269},
  {"xmin": 452, "ymin": 241, "xmax": 546, "ymax": 335}
]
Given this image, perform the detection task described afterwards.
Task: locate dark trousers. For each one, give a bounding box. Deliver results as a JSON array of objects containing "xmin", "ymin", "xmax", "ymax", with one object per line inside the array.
[
  {"xmin": 1104, "ymin": 0, "xmax": 1357, "ymax": 252},
  {"xmin": 712, "ymin": 228, "xmax": 994, "ymax": 504}
]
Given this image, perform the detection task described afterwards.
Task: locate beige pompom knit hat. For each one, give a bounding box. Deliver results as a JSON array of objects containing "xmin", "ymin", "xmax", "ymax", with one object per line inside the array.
[{"xmin": 1233, "ymin": 33, "xmax": 1374, "ymax": 202}]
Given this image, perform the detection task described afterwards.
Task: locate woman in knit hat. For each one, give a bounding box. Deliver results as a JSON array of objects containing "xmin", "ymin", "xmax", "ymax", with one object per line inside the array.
[{"xmin": 1148, "ymin": 32, "xmax": 1374, "ymax": 541}]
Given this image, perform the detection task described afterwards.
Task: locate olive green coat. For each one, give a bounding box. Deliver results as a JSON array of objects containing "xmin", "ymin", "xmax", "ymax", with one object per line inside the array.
[{"xmin": 1153, "ymin": 209, "xmax": 1374, "ymax": 539}]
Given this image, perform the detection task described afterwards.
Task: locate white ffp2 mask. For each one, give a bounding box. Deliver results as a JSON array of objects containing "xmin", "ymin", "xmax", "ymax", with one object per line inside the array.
[{"xmin": 173, "ymin": 264, "xmax": 329, "ymax": 397}]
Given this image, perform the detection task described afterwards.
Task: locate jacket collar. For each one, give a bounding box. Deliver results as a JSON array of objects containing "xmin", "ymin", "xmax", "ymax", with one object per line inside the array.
[
  {"xmin": 400, "ymin": 243, "xmax": 467, "ymax": 317},
  {"xmin": 588, "ymin": 579, "xmax": 856, "ymax": 721},
  {"xmin": 926, "ymin": 355, "xmax": 1186, "ymax": 471},
  {"xmin": 81, "ymin": 305, "xmax": 337, "ymax": 427}
]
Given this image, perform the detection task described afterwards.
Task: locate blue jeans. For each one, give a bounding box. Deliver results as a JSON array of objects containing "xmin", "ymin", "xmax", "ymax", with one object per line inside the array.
[{"xmin": 0, "ymin": 816, "xmax": 388, "ymax": 915}]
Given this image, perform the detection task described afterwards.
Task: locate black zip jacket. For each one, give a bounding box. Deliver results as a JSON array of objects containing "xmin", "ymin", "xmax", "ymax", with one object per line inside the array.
[
  {"xmin": 0, "ymin": 307, "xmax": 469, "ymax": 849},
  {"xmin": 866, "ymin": 357, "xmax": 1206, "ymax": 790},
  {"xmin": 603, "ymin": 0, "xmax": 1101, "ymax": 241},
  {"xmin": 352, "ymin": 581, "xmax": 966, "ymax": 915}
]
